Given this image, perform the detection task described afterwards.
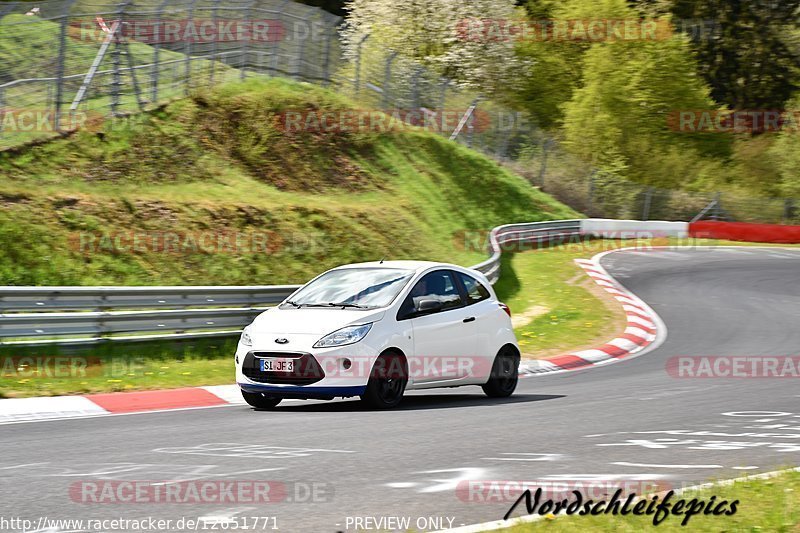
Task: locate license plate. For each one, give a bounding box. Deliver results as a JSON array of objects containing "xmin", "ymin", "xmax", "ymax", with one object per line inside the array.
[{"xmin": 260, "ymin": 359, "xmax": 295, "ymax": 372}]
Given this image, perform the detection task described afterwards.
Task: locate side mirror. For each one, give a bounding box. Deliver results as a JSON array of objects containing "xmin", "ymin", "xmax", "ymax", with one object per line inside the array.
[{"xmin": 416, "ymin": 299, "xmax": 444, "ymax": 314}]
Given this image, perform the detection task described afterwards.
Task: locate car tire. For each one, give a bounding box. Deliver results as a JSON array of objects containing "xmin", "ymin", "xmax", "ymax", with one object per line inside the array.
[
  {"xmin": 241, "ymin": 390, "xmax": 282, "ymax": 409},
  {"xmin": 482, "ymin": 348, "xmax": 519, "ymax": 398},
  {"xmin": 360, "ymin": 352, "xmax": 408, "ymax": 409}
]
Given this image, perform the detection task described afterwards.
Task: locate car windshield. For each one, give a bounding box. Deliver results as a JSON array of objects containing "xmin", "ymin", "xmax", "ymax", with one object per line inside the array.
[{"xmin": 283, "ymin": 268, "xmax": 414, "ymax": 309}]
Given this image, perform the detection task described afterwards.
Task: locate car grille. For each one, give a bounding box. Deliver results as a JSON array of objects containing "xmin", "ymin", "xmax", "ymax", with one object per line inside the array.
[{"xmin": 242, "ymin": 351, "xmax": 325, "ymax": 385}]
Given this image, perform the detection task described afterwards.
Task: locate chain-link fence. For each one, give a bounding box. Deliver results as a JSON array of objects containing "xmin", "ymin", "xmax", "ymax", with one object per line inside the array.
[
  {"xmin": 0, "ymin": 0, "xmax": 340, "ymax": 148},
  {"xmin": 1, "ymin": 1, "xmax": 796, "ymax": 224}
]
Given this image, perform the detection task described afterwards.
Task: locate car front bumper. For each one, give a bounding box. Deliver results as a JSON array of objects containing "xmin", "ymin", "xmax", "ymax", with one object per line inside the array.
[{"xmin": 235, "ymin": 335, "xmax": 381, "ymax": 399}]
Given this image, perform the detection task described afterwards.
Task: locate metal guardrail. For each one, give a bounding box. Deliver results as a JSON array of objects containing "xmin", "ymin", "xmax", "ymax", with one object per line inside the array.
[
  {"xmin": 471, "ymin": 220, "xmax": 583, "ymax": 284},
  {"xmin": 0, "ymin": 220, "xmax": 582, "ymax": 346},
  {"xmin": 0, "ymin": 285, "xmax": 300, "ymax": 312}
]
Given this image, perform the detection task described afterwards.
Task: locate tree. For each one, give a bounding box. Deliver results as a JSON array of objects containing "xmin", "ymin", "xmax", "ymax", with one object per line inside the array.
[
  {"xmin": 509, "ymin": 0, "xmax": 588, "ymax": 128},
  {"xmin": 768, "ymin": 95, "xmax": 800, "ymax": 197},
  {"xmin": 561, "ymin": 0, "xmax": 731, "ymax": 190},
  {"xmin": 632, "ymin": 0, "xmax": 800, "ymax": 110},
  {"xmin": 341, "ymin": 0, "xmax": 521, "ymax": 93}
]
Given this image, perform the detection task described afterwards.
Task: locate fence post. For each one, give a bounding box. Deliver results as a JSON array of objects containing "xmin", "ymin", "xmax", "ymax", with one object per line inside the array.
[
  {"xmin": 784, "ymin": 198, "xmax": 795, "ymax": 223},
  {"xmin": 54, "ymin": 4, "xmax": 73, "ymax": 132},
  {"xmin": 270, "ymin": 0, "xmax": 292, "ymax": 77},
  {"xmin": 437, "ymin": 78, "xmax": 449, "ymax": 135},
  {"xmin": 353, "ymin": 34, "xmax": 368, "ymax": 94},
  {"xmin": 410, "ymin": 66, "xmax": 423, "ymax": 110},
  {"xmin": 712, "ymin": 192, "xmax": 722, "ymax": 220},
  {"xmin": 110, "ymin": 3, "xmax": 130, "ymax": 117},
  {"xmin": 151, "ymin": 0, "xmax": 171, "ymax": 103},
  {"xmin": 209, "ymin": 0, "xmax": 220, "ymax": 84},
  {"xmin": 537, "ymin": 139, "xmax": 552, "ymax": 188},
  {"xmin": 587, "ymin": 171, "xmax": 596, "ymax": 216},
  {"xmin": 0, "ymin": 85, "xmax": 5, "ymax": 133},
  {"xmin": 466, "ymin": 101, "xmax": 476, "ymax": 147},
  {"xmin": 382, "ymin": 51, "xmax": 398, "ymax": 109},
  {"xmin": 496, "ymin": 120, "xmax": 513, "ymax": 161},
  {"xmin": 642, "ymin": 187, "xmax": 653, "ymax": 221},
  {"xmin": 184, "ymin": 0, "xmax": 198, "ymax": 94},
  {"xmin": 321, "ymin": 19, "xmax": 333, "ymax": 85},
  {"xmin": 295, "ymin": 30, "xmax": 306, "ymax": 81},
  {"xmin": 240, "ymin": 0, "xmax": 256, "ymax": 80}
]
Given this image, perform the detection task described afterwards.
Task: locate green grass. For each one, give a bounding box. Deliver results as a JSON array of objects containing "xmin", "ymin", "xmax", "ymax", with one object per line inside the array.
[
  {"xmin": 494, "ymin": 245, "xmax": 625, "ymax": 358},
  {"xmin": 0, "ymin": 337, "xmax": 238, "ymax": 398},
  {"xmin": 499, "ymin": 470, "xmax": 800, "ymax": 532}
]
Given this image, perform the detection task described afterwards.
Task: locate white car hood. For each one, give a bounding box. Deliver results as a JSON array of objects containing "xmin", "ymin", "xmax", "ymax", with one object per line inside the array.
[{"xmin": 249, "ymin": 307, "xmax": 387, "ymax": 335}]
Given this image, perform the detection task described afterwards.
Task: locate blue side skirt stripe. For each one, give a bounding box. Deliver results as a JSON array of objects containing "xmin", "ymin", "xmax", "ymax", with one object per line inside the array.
[{"xmin": 238, "ymin": 383, "xmax": 366, "ymax": 397}]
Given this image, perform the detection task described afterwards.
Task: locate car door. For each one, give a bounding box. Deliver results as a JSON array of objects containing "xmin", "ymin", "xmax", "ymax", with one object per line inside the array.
[
  {"xmin": 398, "ymin": 270, "xmax": 477, "ymax": 385},
  {"xmin": 454, "ymin": 270, "xmax": 497, "ymax": 382}
]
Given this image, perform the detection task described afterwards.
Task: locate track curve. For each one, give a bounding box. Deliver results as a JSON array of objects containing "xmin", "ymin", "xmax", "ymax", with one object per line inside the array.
[{"xmin": 1, "ymin": 248, "xmax": 799, "ymax": 532}]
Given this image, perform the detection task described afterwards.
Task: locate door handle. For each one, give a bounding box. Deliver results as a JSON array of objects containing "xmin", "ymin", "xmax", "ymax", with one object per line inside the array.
[{"xmin": 463, "ymin": 317, "xmax": 476, "ymax": 323}]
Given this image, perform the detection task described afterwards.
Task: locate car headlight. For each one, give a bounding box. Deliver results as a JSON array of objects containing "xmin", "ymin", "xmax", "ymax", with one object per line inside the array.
[
  {"xmin": 240, "ymin": 327, "xmax": 253, "ymax": 346},
  {"xmin": 313, "ymin": 323, "xmax": 372, "ymax": 348}
]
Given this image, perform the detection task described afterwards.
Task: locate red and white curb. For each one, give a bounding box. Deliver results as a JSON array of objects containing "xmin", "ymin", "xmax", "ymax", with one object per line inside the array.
[
  {"xmin": 519, "ymin": 251, "xmax": 665, "ymax": 376},
  {"xmin": 0, "ymin": 385, "xmax": 246, "ymax": 425}
]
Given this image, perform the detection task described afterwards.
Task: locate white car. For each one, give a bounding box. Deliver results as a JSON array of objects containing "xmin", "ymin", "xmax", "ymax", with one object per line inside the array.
[{"xmin": 235, "ymin": 261, "xmax": 520, "ymax": 409}]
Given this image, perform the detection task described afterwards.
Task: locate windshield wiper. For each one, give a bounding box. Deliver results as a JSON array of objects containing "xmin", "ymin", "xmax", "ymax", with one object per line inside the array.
[
  {"xmin": 327, "ymin": 302, "xmax": 370, "ymax": 309},
  {"xmin": 284, "ymin": 300, "xmax": 303, "ymax": 308},
  {"xmin": 297, "ymin": 302, "xmax": 370, "ymax": 309}
]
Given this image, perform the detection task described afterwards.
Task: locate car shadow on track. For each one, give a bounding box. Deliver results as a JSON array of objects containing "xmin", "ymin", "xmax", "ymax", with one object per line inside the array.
[{"xmin": 252, "ymin": 393, "xmax": 564, "ymax": 413}]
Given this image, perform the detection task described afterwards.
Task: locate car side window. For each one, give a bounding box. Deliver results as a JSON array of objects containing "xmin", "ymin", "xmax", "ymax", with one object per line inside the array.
[
  {"xmin": 458, "ymin": 272, "xmax": 491, "ymax": 305},
  {"xmin": 398, "ymin": 270, "xmax": 464, "ymax": 319}
]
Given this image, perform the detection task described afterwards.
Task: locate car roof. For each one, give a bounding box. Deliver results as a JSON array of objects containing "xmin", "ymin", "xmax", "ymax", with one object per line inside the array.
[{"xmin": 335, "ymin": 260, "xmax": 465, "ymax": 273}]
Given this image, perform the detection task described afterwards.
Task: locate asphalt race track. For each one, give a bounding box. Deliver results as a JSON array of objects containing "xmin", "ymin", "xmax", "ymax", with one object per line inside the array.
[{"xmin": 2, "ymin": 248, "xmax": 800, "ymax": 532}]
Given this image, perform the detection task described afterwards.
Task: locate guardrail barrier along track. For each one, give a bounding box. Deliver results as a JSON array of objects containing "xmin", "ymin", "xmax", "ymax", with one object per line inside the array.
[{"xmin": 1, "ymin": 219, "xmax": 684, "ymax": 346}]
